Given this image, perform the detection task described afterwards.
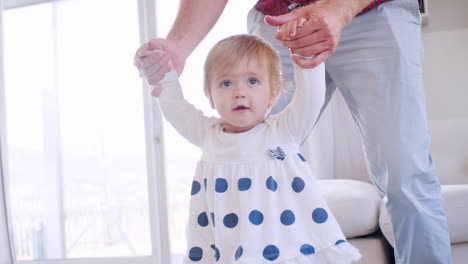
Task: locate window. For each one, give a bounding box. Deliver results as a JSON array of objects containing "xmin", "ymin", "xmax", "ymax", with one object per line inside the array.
[{"xmin": 2, "ymin": 0, "xmax": 166, "ymax": 262}]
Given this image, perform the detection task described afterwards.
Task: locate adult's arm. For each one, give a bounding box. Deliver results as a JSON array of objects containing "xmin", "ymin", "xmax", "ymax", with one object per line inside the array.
[
  {"xmin": 264, "ymin": 0, "xmax": 374, "ymax": 68},
  {"xmin": 167, "ymin": 0, "xmax": 228, "ymax": 61}
]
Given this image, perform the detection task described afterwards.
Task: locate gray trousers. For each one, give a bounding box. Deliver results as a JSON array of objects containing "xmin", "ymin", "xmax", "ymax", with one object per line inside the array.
[{"xmin": 247, "ymin": 0, "xmax": 451, "ymax": 263}]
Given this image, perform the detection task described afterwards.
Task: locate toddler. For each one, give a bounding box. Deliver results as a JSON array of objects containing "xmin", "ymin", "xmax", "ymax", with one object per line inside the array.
[{"xmin": 135, "ymin": 32, "xmax": 360, "ymax": 263}]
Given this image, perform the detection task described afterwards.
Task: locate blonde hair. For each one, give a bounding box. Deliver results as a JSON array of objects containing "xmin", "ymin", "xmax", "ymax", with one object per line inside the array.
[{"xmin": 204, "ymin": 34, "xmax": 282, "ymax": 100}]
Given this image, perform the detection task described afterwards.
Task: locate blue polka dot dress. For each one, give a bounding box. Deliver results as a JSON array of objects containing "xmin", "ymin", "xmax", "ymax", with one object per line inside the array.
[{"xmin": 158, "ymin": 64, "xmax": 361, "ymax": 263}]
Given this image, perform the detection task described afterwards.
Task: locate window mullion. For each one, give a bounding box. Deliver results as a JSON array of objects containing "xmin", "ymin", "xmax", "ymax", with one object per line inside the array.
[
  {"xmin": 37, "ymin": 2, "xmax": 66, "ymax": 259},
  {"xmin": 138, "ymin": 0, "xmax": 171, "ymax": 263}
]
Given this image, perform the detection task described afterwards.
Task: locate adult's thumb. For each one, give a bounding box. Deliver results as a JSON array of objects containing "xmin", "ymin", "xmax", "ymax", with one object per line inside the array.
[{"xmin": 264, "ymin": 11, "xmax": 301, "ymax": 26}]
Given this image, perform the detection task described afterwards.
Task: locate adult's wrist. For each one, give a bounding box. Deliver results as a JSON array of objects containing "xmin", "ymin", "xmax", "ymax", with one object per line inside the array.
[{"xmin": 319, "ymin": 0, "xmax": 374, "ymax": 25}]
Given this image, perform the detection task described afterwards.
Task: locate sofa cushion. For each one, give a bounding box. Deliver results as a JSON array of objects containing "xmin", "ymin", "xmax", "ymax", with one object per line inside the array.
[
  {"xmin": 318, "ymin": 179, "xmax": 383, "ymax": 238},
  {"xmin": 379, "ymin": 184, "xmax": 468, "ymax": 246}
]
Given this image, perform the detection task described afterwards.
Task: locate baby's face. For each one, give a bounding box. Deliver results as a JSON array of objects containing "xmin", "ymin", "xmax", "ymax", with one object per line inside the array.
[{"xmin": 207, "ymin": 56, "xmax": 274, "ymax": 133}]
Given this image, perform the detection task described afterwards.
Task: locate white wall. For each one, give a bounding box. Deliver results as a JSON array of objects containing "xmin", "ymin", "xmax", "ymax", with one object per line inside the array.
[{"xmin": 422, "ymin": 0, "xmax": 468, "ymax": 120}]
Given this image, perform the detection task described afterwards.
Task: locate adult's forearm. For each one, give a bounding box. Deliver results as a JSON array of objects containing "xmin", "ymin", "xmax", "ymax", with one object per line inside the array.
[
  {"xmin": 167, "ymin": 0, "xmax": 229, "ymax": 60},
  {"xmin": 320, "ymin": 0, "xmax": 374, "ymax": 25}
]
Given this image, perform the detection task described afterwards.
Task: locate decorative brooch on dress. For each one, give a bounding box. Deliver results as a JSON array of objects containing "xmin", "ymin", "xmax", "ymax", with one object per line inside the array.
[{"xmin": 267, "ymin": 147, "xmax": 286, "ymax": 160}]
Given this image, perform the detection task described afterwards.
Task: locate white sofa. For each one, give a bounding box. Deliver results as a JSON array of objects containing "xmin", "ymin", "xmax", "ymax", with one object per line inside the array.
[{"xmin": 317, "ymin": 118, "xmax": 468, "ymax": 264}]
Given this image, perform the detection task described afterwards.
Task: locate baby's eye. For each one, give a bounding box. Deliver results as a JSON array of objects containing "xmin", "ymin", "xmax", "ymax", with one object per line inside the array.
[
  {"xmin": 248, "ymin": 78, "xmax": 259, "ymax": 85},
  {"xmin": 221, "ymin": 80, "xmax": 232, "ymax": 88}
]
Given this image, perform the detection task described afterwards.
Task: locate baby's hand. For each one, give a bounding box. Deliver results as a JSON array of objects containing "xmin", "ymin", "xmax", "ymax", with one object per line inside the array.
[
  {"xmin": 278, "ymin": 17, "xmax": 307, "ymax": 40},
  {"xmin": 134, "ymin": 47, "xmax": 173, "ymax": 97}
]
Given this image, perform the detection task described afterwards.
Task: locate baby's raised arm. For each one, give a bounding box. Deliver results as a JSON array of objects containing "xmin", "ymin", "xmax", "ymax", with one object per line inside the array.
[
  {"xmin": 276, "ymin": 62, "xmax": 326, "ymax": 144},
  {"xmin": 134, "ymin": 45, "xmax": 211, "ymax": 148}
]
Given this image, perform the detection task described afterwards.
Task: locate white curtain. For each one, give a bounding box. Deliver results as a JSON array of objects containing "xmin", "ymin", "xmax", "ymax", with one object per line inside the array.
[
  {"xmin": 301, "ymin": 89, "xmax": 371, "ymax": 183},
  {"xmin": 1, "ymin": 0, "xmax": 14, "ymax": 262}
]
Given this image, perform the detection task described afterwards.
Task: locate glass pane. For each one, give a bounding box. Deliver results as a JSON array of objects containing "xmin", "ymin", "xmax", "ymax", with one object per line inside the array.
[
  {"xmin": 3, "ymin": 0, "xmax": 150, "ymax": 260},
  {"xmin": 154, "ymin": 1, "xmax": 254, "ymax": 262}
]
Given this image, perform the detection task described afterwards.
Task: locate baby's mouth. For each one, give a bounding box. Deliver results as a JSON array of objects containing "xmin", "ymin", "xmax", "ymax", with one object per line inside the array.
[{"xmin": 234, "ymin": 105, "xmax": 249, "ymax": 111}]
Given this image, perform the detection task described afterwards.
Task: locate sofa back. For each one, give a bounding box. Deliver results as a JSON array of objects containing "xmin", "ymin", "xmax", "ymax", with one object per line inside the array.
[{"xmin": 429, "ymin": 118, "xmax": 468, "ymax": 185}]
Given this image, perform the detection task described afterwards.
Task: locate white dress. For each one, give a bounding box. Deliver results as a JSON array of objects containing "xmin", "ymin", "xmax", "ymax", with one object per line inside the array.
[{"xmin": 158, "ymin": 63, "xmax": 361, "ymax": 263}]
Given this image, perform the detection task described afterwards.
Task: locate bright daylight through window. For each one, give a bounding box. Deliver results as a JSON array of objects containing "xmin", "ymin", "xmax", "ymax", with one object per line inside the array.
[{"xmin": 3, "ymin": 0, "xmax": 151, "ymax": 261}]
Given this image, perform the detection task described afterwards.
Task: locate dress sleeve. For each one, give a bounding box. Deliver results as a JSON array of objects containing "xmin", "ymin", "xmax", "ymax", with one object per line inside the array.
[
  {"xmin": 157, "ymin": 71, "xmax": 213, "ymax": 148},
  {"xmin": 275, "ymin": 62, "xmax": 326, "ymax": 144}
]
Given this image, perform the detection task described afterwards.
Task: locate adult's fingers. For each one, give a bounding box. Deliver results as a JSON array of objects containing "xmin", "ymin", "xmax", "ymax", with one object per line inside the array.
[
  {"xmin": 145, "ymin": 63, "xmax": 172, "ymax": 87},
  {"xmin": 139, "ymin": 52, "xmax": 171, "ymax": 77},
  {"xmin": 139, "ymin": 50, "xmax": 167, "ymax": 68},
  {"xmin": 134, "ymin": 38, "xmax": 171, "ymax": 66},
  {"xmin": 264, "ymin": 11, "xmax": 302, "ymax": 27},
  {"xmin": 288, "ymin": 38, "xmax": 334, "ymax": 58},
  {"xmin": 281, "ymin": 28, "xmax": 332, "ymax": 48}
]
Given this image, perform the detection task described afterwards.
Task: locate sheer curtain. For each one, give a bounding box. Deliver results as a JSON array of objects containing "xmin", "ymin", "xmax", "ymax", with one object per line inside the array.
[{"xmin": 1, "ymin": 0, "xmax": 14, "ymax": 262}]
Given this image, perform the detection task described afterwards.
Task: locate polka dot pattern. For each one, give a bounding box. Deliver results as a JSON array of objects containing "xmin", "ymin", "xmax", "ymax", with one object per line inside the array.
[
  {"xmin": 249, "ymin": 210, "xmax": 264, "ymax": 225},
  {"xmin": 297, "ymin": 153, "xmax": 306, "ymax": 162},
  {"xmin": 198, "ymin": 212, "xmax": 209, "ymax": 227},
  {"xmin": 215, "ymin": 178, "xmax": 228, "ymax": 193},
  {"xmin": 188, "ymin": 247, "xmax": 203, "ymax": 261},
  {"xmin": 210, "ymin": 212, "xmax": 215, "ymax": 227},
  {"xmin": 186, "ymin": 143, "xmax": 348, "ymax": 262},
  {"xmin": 211, "ymin": 244, "xmax": 220, "ymax": 261},
  {"xmin": 263, "ymin": 245, "xmax": 280, "ymax": 261},
  {"xmin": 291, "ymin": 177, "xmax": 305, "ymax": 193},
  {"xmin": 300, "ymin": 244, "xmax": 315, "ymax": 255},
  {"xmin": 266, "ymin": 176, "xmax": 278, "ymax": 192},
  {"xmin": 280, "ymin": 210, "xmax": 295, "ymax": 225},
  {"xmin": 223, "ymin": 213, "xmax": 239, "ymax": 228},
  {"xmin": 238, "ymin": 178, "xmax": 252, "ymax": 191},
  {"xmin": 312, "ymin": 208, "xmax": 328, "ymax": 223},
  {"xmin": 335, "ymin": 239, "xmax": 346, "ymax": 245},
  {"xmin": 191, "ymin": 180, "xmax": 201, "ymax": 195},
  {"xmin": 235, "ymin": 246, "xmax": 243, "ymax": 261}
]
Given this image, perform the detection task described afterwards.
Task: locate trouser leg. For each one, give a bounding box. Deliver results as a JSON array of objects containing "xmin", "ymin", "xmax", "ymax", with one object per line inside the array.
[{"xmin": 323, "ymin": 1, "xmax": 451, "ymax": 263}]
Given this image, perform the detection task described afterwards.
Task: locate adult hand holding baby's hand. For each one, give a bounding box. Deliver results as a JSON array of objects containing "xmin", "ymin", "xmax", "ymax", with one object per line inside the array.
[
  {"xmin": 134, "ymin": 38, "xmax": 183, "ymax": 96},
  {"xmin": 265, "ymin": 1, "xmax": 353, "ymax": 68}
]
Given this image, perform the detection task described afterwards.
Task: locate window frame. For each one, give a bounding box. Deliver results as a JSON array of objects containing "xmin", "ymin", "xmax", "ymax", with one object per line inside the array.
[{"xmin": 1, "ymin": 0, "xmax": 16, "ymax": 262}]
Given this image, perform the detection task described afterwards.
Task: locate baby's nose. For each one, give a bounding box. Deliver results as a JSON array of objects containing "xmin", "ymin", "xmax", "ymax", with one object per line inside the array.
[{"xmin": 233, "ymin": 85, "xmax": 247, "ymax": 98}]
